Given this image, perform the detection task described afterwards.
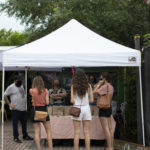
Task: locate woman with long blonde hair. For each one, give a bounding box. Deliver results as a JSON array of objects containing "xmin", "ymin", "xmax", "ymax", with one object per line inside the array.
[{"xmin": 29, "ymin": 76, "xmax": 53, "ymax": 150}]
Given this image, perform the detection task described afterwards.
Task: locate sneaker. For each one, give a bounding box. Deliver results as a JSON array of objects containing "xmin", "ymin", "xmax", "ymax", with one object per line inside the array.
[
  {"xmin": 23, "ymin": 135, "xmax": 33, "ymax": 140},
  {"xmin": 14, "ymin": 138, "xmax": 22, "ymax": 143}
]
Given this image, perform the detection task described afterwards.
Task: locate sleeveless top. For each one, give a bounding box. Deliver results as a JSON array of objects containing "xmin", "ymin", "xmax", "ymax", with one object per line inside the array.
[
  {"xmin": 29, "ymin": 88, "xmax": 48, "ymax": 106},
  {"xmin": 73, "ymin": 92, "xmax": 89, "ymax": 106}
]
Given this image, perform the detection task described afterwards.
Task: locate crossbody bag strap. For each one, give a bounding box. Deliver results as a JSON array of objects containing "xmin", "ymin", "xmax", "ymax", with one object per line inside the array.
[
  {"xmin": 106, "ymin": 84, "xmax": 109, "ymax": 98},
  {"xmin": 107, "ymin": 84, "xmax": 109, "ymax": 94},
  {"xmin": 106, "ymin": 84, "xmax": 112, "ymax": 106}
]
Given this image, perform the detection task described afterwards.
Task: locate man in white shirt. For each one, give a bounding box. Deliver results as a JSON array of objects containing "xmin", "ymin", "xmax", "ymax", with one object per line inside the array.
[{"xmin": 4, "ymin": 75, "xmax": 33, "ymax": 143}]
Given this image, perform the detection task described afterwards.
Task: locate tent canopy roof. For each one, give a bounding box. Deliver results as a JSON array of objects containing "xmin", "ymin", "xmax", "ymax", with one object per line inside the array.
[
  {"xmin": 0, "ymin": 46, "xmax": 16, "ymax": 51},
  {"xmin": 3, "ymin": 19, "xmax": 141, "ymax": 69}
]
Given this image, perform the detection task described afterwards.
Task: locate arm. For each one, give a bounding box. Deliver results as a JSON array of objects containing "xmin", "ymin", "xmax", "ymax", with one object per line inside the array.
[
  {"xmin": 50, "ymin": 94, "xmax": 58, "ymax": 99},
  {"xmin": 50, "ymin": 89, "xmax": 67, "ymax": 99},
  {"xmin": 4, "ymin": 95, "xmax": 10, "ymax": 105},
  {"xmin": 50, "ymin": 94, "xmax": 63, "ymax": 100},
  {"xmin": 46, "ymin": 93, "xmax": 49, "ymax": 105},
  {"xmin": 55, "ymin": 88, "xmax": 67, "ymax": 98},
  {"xmin": 49, "ymin": 89, "xmax": 59, "ymax": 99},
  {"xmin": 89, "ymin": 84, "xmax": 94, "ymax": 103},
  {"xmin": 70, "ymin": 85, "xmax": 74, "ymax": 104},
  {"xmin": 4, "ymin": 86, "xmax": 16, "ymax": 109},
  {"xmin": 4, "ymin": 94, "xmax": 15, "ymax": 109},
  {"xmin": 58, "ymin": 92, "xmax": 67, "ymax": 98},
  {"xmin": 29, "ymin": 89, "xmax": 34, "ymax": 105},
  {"xmin": 93, "ymin": 80, "xmax": 104, "ymax": 94}
]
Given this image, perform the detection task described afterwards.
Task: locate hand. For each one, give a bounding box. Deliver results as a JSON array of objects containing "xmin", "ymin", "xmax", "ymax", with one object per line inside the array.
[
  {"xmin": 31, "ymin": 99, "xmax": 34, "ymax": 104},
  {"xmin": 99, "ymin": 80, "xmax": 104, "ymax": 84},
  {"xmin": 9, "ymin": 104, "xmax": 16, "ymax": 110},
  {"xmin": 51, "ymin": 94, "xmax": 60, "ymax": 99},
  {"xmin": 96, "ymin": 80, "xmax": 104, "ymax": 88},
  {"xmin": 54, "ymin": 97, "xmax": 62, "ymax": 100}
]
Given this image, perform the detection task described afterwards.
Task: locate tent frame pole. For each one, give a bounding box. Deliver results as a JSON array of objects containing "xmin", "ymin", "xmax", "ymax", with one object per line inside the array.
[
  {"xmin": 25, "ymin": 67, "xmax": 28, "ymax": 110},
  {"xmin": 1, "ymin": 66, "xmax": 5, "ymax": 150},
  {"xmin": 139, "ymin": 66, "xmax": 145, "ymax": 146}
]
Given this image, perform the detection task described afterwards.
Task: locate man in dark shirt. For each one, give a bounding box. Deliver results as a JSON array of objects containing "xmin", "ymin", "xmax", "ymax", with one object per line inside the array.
[{"xmin": 49, "ymin": 79, "xmax": 67, "ymax": 106}]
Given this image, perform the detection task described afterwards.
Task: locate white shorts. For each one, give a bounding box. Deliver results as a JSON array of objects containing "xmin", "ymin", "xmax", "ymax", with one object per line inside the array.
[{"xmin": 72, "ymin": 105, "xmax": 92, "ymax": 121}]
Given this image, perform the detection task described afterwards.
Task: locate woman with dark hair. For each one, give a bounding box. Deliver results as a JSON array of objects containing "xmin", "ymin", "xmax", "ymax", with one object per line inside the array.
[
  {"xmin": 71, "ymin": 69, "xmax": 94, "ymax": 150},
  {"xmin": 88, "ymin": 75, "xmax": 96, "ymax": 89},
  {"xmin": 29, "ymin": 76, "xmax": 53, "ymax": 150},
  {"xmin": 88, "ymin": 75, "xmax": 97, "ymax": 105},
  {"xmin": 93, "ymin": 72, "xmax": 114, "ymax": 150}
]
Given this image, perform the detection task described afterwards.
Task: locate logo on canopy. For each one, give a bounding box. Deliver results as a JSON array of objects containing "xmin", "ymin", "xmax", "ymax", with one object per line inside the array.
[{"xmin": 128, "ymin": 57, "xmax": 137, "ymax": 63}]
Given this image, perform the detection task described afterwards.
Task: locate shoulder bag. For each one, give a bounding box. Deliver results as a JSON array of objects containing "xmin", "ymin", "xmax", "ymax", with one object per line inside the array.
[
  {"xmin": 70, "ymin": 100, "xmax": 83, "ymax": 117},
  {"xmin": 70, "ymin": 106, "xmax": 81, "ymax": 117},
  {"xmin": 97, "ymin": 84, "xmax": 111, "ymax": 109}
]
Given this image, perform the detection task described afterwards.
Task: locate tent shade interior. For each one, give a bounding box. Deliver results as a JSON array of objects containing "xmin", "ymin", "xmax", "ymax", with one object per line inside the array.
[{"xmin": 2, "ymin": 19, "xmax": 140, "ymax": 69}]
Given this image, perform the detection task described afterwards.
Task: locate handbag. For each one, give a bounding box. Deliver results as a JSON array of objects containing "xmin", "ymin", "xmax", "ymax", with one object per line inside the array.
[
  {"xmin": 34, "ymin": 110, "xmax": 48, "ymax": 122},
  {"xmin": 70, "ymin": 101, "xmax": 82, "ymax": 117},
  {"xmin": 32, "ymin": 89, "xmax": 48, "ymax": 121},
  {"xmin": 97, "ymin": 85, "xmax": 111, "ymax": 109},
  {"xmin": 70, "ymin": 106, "xmax": 81, "ymax": 117}
]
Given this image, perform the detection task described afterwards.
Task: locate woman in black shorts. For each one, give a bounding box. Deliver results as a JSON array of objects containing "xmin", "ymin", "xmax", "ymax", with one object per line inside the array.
[
  {"xmin": 30, "ymin": 76, "xmax": 53, "ymax": 150},
  {"xmin": 93, "ymin": 72, "xmax": 114, "ymax": 150}
]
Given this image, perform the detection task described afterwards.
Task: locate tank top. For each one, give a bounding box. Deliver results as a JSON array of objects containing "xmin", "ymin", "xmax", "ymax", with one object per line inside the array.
[
  {"xmin": 29, "ymin": 88, "xmax": 48, "ymax": 106},
  {"xmin": 73, "ymin": 92, "xmax": 89, "ymax": 106}
]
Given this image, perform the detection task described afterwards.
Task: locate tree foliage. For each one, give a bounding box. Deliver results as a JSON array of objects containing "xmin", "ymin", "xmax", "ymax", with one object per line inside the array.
[
  {"xmin": 1, "ymin": 0, "xmax": 150, "ymax": 46},
  {"xmin": 143, "ymin": 33, "xmax": 150, "ymax": 46},
  {"xmin": 0, "ymin": 29, "xmax": 26, "ymax": 46},
  {"xmin": 125, "ymin": 68, "xmax": 137, "ymax": 141},
  {"xmin": 1, "ymin": 0, "xmax": 150, "ymax": 142}
]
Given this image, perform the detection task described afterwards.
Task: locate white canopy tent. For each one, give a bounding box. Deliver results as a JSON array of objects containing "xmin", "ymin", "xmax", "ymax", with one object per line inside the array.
[
  {"xmin": 3, "ymin": 19, "xmax": 140, "ymax": 68},
  {"xmin": 0, "ymin": 46, "xmax": 16, "ymax": 70},
  {"xmin": 1, "ymin": 19, "xmax": 144, "ymax": 149}
]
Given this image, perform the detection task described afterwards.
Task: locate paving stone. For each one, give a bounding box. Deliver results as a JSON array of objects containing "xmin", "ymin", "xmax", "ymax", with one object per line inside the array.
[{"xmin": 1, "ymin": 121, "xmax": 150, "ymax": 150}]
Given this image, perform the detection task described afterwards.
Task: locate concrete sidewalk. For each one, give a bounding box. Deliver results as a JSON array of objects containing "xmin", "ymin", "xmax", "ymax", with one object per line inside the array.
[
  {"xmin": 0, "ymin": 120, "xmax": 150, "ymax": 150},
  {"xmin": 0, "ymin": 120, "xmax": 34, "ymax": 150}
]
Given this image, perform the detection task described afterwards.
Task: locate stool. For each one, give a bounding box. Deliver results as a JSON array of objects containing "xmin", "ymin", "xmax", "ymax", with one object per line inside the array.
[{"xmin": 0, "ymin": 100, "xmax": 8, "ymax": 122}]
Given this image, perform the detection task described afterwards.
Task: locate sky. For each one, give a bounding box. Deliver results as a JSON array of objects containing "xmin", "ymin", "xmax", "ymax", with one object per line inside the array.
[{"xmin": 0, "ymin": 0, "xmax": 25, "ymax": 31}]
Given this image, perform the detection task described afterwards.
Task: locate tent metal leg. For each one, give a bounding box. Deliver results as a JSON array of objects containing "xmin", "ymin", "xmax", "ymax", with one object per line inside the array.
[
  {"xmin": 1, "ymin": 67, "xmax": 5, "ymax": 150},
  {"xmin": 25, "ymin": 68, "xmax": 28, "ymax": 110},
  {"xmin": 139, "ymin": 66, "xmax": 145, "ymax": 146}
]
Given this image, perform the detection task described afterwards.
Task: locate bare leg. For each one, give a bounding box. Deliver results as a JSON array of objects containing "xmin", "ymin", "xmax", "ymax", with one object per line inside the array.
[
  {"xmin": 83, "ymin": 120, "xmax": 90, "ymax": 150},
  {"xmin": 43, "ymin": 121, "xmax": 53, "ymax": 150},
  {"xmin": 100, "ymin": 117, "xmax": 112, "ymax": 150},
  {"xmin": 73, "ymin": 120, "xmax": 81, "ymax": 150},
  {"xmin": 108, "ymin": 116, "xmax": 114, "ymax": 150},
  {"xmin": 33, "ymin": 123, "xmax": 41, "ymax": 150}
]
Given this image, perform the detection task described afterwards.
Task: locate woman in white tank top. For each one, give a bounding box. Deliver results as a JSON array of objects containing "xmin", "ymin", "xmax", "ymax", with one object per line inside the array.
[{"xmin": 71, "ymin": 68, "xmax": 94, "ymax": 150}]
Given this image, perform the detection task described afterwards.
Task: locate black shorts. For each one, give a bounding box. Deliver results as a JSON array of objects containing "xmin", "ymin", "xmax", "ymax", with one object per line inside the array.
[
  {"xmin": 31, "ymin": 106, "xmax": 50, "ymax": 123},
  {"xmin": 99, "ymin": 107, "xmax": 112, "ymax": 118}
]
